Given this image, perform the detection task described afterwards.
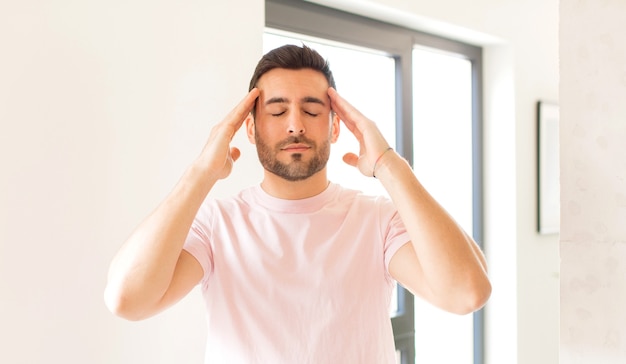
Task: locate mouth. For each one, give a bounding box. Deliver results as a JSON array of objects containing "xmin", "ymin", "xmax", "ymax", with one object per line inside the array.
[{"xmin": 281, "ymin": 143, "xmax": 311, "ymax": 152}]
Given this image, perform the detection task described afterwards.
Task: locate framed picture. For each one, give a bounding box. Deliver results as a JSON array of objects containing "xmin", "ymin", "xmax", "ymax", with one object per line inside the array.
[{"xmin": 537, "ymin": 101, "xmax": 560, "ymax": 234}]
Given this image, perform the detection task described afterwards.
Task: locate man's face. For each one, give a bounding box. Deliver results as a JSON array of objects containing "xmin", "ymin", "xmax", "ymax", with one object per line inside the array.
[{"xmin": 246, "ymin": 68, "xmax": 339, "ymax": 181}]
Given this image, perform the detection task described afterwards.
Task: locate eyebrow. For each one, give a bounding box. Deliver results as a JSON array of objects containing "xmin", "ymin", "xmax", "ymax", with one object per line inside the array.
[{"xmin": 264, "ymin": 96, "xmax": 326, "ymax": 106}]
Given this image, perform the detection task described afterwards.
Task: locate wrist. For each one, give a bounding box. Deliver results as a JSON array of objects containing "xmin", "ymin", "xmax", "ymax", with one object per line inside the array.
[
  {"xmin": 371, "ymin": 150, "xmax": 409, "ymax": 180},
  {"xmin": 372, "ymin": 147, "xmax": 393, "ymax": 178},
  {"xmin": 187, "ymin": 158, "xmax": 220, "ymax": 188}
]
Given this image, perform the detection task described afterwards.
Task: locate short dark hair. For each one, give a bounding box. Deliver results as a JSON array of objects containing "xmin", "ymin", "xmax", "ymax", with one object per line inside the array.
[{"xmin": 248, "ymin": 44, "xmax": 336, "ymax": 92}]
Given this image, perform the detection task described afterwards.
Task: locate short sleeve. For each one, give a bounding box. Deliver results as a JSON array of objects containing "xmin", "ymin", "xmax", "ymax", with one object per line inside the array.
[
  {"xmin": 182, "ymin": 203, "xmax": 214, "ymax": 285},
  {"xmin": 379, "ymin": 198, "xmax": 411, "ymax": 273}
]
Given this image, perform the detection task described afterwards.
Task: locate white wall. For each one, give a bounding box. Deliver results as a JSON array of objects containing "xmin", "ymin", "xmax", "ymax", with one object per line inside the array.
[
  {"xmin": 0, "ymin": 1, "xmax": 263, "ymax": 363},
  {"xmin": 560, "ymin": 1, "xmax": 626, "ymax": 363},
  {"xmin": 1, "ymin": 0, "xmax": 560, "ymax": 363}
]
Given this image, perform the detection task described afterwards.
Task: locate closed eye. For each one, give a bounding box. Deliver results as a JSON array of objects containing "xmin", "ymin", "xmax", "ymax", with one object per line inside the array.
[
  {"xmin": 304, "ymin": 111, "xmax": 319, "ymax": 117},
  {"xmin": 271, "ymin": 111, "xmax": 286, "ymax": 117}
]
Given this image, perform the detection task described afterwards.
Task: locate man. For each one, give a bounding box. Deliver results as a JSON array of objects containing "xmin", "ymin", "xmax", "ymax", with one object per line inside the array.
[{"xmin": 104, "ymin": 44, "xmax": 491, "ymax": 363}]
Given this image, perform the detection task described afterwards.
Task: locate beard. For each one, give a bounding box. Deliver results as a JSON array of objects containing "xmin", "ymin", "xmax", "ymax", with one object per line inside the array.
[{"xmin": 255, "ymin": 134, "xmax": 331, "ymax": 182}]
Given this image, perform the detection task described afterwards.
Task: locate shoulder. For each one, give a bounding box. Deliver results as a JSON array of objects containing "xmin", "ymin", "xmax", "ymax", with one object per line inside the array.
[
  {"xmin": 197, "ymin": 187, "xmax": 255, "ymax": 220},
  {"xmin": 333, "ymin": 184, "xmax": 396, "ymax": 213},
  {"xmin": 206, "ymin": 186, "xmax": 255, "ymax": 206}
]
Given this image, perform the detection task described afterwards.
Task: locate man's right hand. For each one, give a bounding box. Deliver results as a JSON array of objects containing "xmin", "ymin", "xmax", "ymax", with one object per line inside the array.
[
  {"xmin": 104, "ymin": 88, "xmax": 259, "ymax": 321},
  {"xmin": 198, "ymin": 88, "xmax": 259, "ymax": 181}
]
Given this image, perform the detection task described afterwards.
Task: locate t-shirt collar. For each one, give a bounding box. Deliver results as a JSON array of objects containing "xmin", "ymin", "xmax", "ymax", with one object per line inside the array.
[{"xmin": 250, "ymin": 182, "xmax": 339, "ymax": 214}]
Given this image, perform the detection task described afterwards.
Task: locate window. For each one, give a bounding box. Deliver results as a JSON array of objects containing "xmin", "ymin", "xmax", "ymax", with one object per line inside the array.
[{"xmin": 266, "ymin": 1, "xmax": 484, "ymax": 363}]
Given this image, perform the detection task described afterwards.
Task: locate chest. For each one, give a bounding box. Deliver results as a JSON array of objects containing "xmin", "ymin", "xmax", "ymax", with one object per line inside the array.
[{"xmin": 208, "ymin": 207, "xmax": 387, "ymax": 302}]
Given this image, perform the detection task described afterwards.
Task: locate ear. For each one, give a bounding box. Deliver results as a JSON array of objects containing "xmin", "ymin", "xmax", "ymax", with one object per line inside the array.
[
  {"xmin": 245, "ymin": 113, "xmax": 256, "ymax": 144},
  {"xmin": 330, "ymin": 112, "xmax": 340, "ymax": 143}
]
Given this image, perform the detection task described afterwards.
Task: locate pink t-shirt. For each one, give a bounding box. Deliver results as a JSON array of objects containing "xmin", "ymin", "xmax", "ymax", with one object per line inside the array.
[{"xmin": 183, "ymin": 182, "xmax": 410, "ymax": 363}]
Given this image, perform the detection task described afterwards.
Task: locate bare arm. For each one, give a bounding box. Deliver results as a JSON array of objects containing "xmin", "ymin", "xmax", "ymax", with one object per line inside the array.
[
  {"xmin": 104, "ymin": 89, "xmax": 259, "ymax": 321},
  {"xmin": 375, "ymin": 155, "xmax": 490, "ymax": 314},
  {"xmin": 328, "ymin": 88, "xmax": 490, "ymax": 315}
]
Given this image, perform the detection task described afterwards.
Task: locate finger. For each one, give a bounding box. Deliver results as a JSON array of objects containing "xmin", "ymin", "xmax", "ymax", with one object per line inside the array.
[
  {"xmin": 329, "ymin": 88, "xmax": 383, "ymax": 141},
  {"xmin": 328, "ymin": 88, "xmax": 361, "ymax": 131},
  {"xmin": 328, "ymin": 88, "xmax": 366, "ymax": 143},
  {"xmin": 222, "ymin": 88, "xmax": 260, "ymax": 136},
  {"xmin": 231, "ymin": 88, "xmax": 259, "ymax": 120},
  {"xmin": 342, "ymin": 152, "xmax": 359, "ymax": 167},
  {"xmin": 230, "ymin": 147, "xmax": 241, "ymax": 163}
]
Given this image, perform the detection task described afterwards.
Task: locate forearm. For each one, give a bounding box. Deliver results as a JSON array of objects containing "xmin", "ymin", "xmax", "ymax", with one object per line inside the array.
[
  {"xmin": 105, "ymin": 160, "xmax": 217, "ymax": 317},
  {"xmin": 376, "ymin": 152, "xmax": 490, "ymax": 306}
]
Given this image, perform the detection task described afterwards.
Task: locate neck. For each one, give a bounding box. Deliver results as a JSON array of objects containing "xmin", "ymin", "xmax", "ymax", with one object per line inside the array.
[{"xmin": 260, "ymin": 168, "xmax": 330, "ymax": 200}]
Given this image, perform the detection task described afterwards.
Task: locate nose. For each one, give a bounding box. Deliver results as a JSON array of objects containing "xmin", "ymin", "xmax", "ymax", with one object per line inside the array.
[{"xmin": 287, "ymin": 115, "xmax": 306, "ymax": 134}]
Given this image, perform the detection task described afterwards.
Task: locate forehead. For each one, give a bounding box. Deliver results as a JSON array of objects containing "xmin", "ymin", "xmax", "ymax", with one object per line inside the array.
[{"xmin": 256, "ymin": 68, "xmax": 330, "ymax": 100}]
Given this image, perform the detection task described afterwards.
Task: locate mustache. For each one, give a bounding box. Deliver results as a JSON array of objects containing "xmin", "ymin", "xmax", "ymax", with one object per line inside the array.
[{"xmin": 277, "ymin": 136, "xmax": 317, "ymax": 149}]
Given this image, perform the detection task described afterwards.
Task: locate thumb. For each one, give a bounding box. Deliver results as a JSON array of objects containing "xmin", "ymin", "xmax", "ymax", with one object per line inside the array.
[
  {"xmin": 342, "ymin": 152, "xmax": 359, "ymax": 167},
  {"xmin": 230, "ymin": 147, "xmax": 241, "ymax": 163}
]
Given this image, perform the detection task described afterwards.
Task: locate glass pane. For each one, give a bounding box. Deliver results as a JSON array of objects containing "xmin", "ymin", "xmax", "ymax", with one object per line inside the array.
[{"xmin": 412, "ymin": 47, "xmax": 474, "ymax": 364}]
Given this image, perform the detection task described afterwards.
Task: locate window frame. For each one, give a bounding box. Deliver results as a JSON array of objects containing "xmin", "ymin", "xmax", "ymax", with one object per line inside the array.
[{"xmin": 265, "ymin": 0, "xmax": 484, "ymax": 362}]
